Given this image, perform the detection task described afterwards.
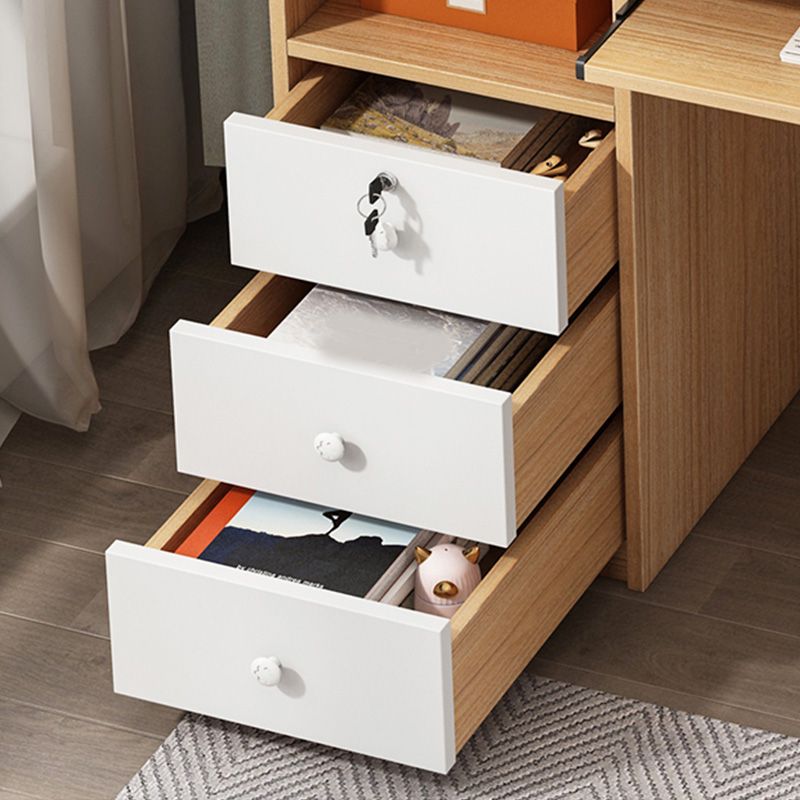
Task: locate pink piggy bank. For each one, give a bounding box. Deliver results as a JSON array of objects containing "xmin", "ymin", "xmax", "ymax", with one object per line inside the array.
[{"xmin": 414, "ymin": 544, "xmax": 481, "ymax": 618}]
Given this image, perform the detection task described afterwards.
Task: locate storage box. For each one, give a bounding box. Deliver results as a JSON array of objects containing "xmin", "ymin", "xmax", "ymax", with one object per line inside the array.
[{"xmin": 359, "ymin": 0, "xmax": 611, "ymax": 51}]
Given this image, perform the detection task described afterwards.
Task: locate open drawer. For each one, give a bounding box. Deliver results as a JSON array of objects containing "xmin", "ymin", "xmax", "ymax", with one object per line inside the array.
[
  {"xmin": 170, "ymin": 271, "xmax": 621, "ymax": 548},
  {"xmin": 107, "ymin": 416, "xmax": 624, "ymax": 773},
  {"xmin": 224, "ymin": 65, "xmax": 618, "ymax": 334}
]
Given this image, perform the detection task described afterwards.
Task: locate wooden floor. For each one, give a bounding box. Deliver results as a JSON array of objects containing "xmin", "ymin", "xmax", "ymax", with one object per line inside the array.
[{"xmin": 0, "ymin": 211, "xmax": 798, "ymax": 798}]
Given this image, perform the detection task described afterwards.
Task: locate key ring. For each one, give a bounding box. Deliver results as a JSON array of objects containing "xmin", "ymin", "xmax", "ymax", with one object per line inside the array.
[{"xmin": 357, "ymin": 193, "xmax": 387, "ymax": 219}]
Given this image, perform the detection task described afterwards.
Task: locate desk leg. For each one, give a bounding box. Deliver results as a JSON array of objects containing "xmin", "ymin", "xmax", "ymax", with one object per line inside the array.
[{"xmin": 615, "ymin": 89, "xmax": 800, "ymax": 590}]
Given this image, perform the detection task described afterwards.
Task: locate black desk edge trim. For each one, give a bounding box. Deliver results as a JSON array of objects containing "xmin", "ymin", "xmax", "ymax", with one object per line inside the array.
[{"xmin": 576, "ymin": 0, "xmax": 646, "ymax": 80}]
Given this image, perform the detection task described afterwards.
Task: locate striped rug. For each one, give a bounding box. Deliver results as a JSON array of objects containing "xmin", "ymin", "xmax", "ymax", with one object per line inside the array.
[{"xmin": 117, "ymin": 669, "xmax": 800, "ymax": 799}]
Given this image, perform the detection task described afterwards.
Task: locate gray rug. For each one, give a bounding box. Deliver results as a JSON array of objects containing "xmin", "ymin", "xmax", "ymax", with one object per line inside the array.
[{"xmin": 118, "ymin": 670, "xmax": 800, "ymax": 799}]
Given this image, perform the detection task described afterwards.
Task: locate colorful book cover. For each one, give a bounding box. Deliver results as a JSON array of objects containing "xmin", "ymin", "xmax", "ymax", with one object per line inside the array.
[
  {"xmin": 175, "ymin": 488, "xmax": 420, "ymax": 598},
  {"xmin": 268, "ymin": 285, "xmax": 488, "ymax": 378},
  {"xmin": 323, "ymin": 75, "xmax": 548, "ymax": 165}
]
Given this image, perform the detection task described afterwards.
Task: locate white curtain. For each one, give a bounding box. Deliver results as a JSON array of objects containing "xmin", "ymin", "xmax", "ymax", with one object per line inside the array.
[{"xmin": 0, "ymin": 0, "xmax": 221, "ymax": 437}]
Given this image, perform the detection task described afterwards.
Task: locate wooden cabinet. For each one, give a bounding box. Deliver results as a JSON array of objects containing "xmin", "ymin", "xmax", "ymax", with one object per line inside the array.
[
  {"xmin": 106, "ymin": 0, "xmax": 629, "ymax": 772},
  {"xmin": 106, "ymin": 0, "xmax": 800, "ymax": 774}
]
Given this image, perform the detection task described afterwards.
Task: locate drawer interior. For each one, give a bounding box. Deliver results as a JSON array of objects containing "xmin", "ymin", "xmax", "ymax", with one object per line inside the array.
[
  {"xmin": 208, "ymin": 267, "xmax": 620, "ymax": 529},
  {"xmin": 265, "ymin": 63, "xmax": 618, "ymax": 317}
]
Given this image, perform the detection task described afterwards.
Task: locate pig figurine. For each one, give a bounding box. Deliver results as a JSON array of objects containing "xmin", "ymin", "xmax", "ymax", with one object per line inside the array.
[{"xmin": 414, "ymin": 544, "xmax": 481, "ymax": 618}]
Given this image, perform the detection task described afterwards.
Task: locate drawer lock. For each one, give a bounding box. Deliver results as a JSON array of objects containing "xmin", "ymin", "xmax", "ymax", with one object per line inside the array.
[
  {"xmin": 358, "ymin": 173, "xmax": 399, "ymax": 258},
  {"xmin": 314, "ymin": 432, "xmax": 346, "ymax": 462},
  {"xmin": 368, "ymin": 171, "xmax": 398, "ymax": 203},
  {"xmin": 251, "ymin": 656, "xmax": 282, "ymax": 687}
]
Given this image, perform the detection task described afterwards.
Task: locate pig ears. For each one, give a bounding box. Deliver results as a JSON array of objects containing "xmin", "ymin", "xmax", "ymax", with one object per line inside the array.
[
  {"xmin": 415, "ymin": 545, "xmax": 479, "ymax": 563},
  {"xmin": 463, "ymin": 545, "xmax": 480, "ymax": 564}
]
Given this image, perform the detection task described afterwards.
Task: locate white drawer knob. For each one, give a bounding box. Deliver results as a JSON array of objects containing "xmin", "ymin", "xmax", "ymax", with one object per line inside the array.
[
  {"xmin": 372, "ymin": 220, "xmax": 398, "ymax": 252},
  {"xmin": 314, "ymin": 432, "xmax": 345, "ymax": 462},
  {"xmin": 251, "ymin": 656, "xmax": 282, "ymax": 687}
]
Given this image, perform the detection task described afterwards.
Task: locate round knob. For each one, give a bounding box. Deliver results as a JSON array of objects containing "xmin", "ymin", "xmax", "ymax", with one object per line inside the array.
[
  {"xmin": 314, "ymin": 432, "xmax": 345, "ymax": 462},
  {"xmin": 251, "ymin": 656, "xmax": 282, "ymax": 687}
]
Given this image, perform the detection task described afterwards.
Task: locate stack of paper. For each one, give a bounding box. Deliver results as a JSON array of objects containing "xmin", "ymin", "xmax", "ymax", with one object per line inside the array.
[
  {"xmin": 268, "ymin": 285, "xmax": 489, "ymax": 378},
  {"xmin": 781, "ymin": 26, "xmax": 800, "ymax": 64}
]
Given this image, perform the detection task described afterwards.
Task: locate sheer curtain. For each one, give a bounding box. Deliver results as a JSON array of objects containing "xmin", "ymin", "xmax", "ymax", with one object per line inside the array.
[{"xmin": 0, "ymin": 0, "xmax": 221, "ymax": 439}]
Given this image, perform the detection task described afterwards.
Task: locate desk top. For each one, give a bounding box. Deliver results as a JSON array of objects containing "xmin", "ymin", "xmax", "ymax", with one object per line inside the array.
[{"xmin": 584, "ymin": 0, "xmax": 800, "ymax": 124}]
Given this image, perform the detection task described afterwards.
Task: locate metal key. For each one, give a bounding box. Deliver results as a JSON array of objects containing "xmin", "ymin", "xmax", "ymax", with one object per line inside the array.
[{"xmin": 364, "ymin": 209, "xmax": 380, "ymax": 258}]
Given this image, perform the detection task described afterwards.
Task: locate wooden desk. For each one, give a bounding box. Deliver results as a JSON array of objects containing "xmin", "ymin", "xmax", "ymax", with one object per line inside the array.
[
  {"xmin": 586, "ymin": 0, "xmax": 800, "ymax": 124},
  {"xmin": 267, "ymin": 0, "xmax": 800, "ymax": 592},
  {"xmin": 585, "ymin": 0, "xmax": 800, "ymax": 588}
]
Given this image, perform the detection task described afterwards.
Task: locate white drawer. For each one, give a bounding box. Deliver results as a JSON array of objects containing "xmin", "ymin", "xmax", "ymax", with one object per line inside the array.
[
  {"xmin": 107, "ymin": 418, "xmax": 625, "ymax": 774},
  {"xmin": 107, "ymin": 536, "xmax": 454, "ymax": 772},
  {"xmin": 170, "ymin": 272, "xmax": 621, "ymax": 548},
  {"xmin": 224, "ymin": 65, "xmax": 617, "ymax": 335}
]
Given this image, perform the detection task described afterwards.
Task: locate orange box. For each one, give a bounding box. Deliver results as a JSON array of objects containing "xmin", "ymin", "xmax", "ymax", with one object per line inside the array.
[{"xmin": 359, "ymin": 0, "xmax": 611, "ymax": 51}]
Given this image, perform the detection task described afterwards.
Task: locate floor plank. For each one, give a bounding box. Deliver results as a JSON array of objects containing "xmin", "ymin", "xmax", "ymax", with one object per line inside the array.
[
  {"xmin": 592, "ymin": 534, "xmax": 742, "ymax": 614},
  {"xmin": 164, "ymin": 210, "xmax": 255, "ymax": 287},
  {"xmin": 132, "ymin": 269, "xmax": 245, "ymax": 337},
  {"xmin": 692, "ymin": 466, "xmax": 800, "ymax": 559},
  {"xmin": 69, "ymin": 588, "xmax": 111, "ymax": 638},
  {"xmin": 593, "ymin": 533, "xmax": 800, "ymax": 640},
  {"xmin": 0, "ymin": 788, "xmax": 44, "ymax": 800},
  {"xmin": 536, "ymin": 591, "xmax": 800, "ymax": 726},
  {"xmin": 0, "ymin": 531, "xmax": 107, "ymax": 635},
  {"xmin": 3, "ymin": 401, "xmax": 199, "ymax": 494},
  {"xmin": 0, "ymin": 698, "xmax": 159, "ymax": 800},
  {"xmin": 91, "ymin": 329, "xmax": 173, "ymax": 415},
  {"xmin": 744, "ymin": 401, "xmax": 800, "ymax": 481},
  {"xmin": 0, "ymin": 614, "xmax": 182, "ymax": 737},
  {"xmin": 532, "ymin": 659, "xmax": 800, "ymax": 739},
  {"xmin": 0, "ymin": 453, "xmax": 183, "ymax": 553},
  {"xmin": 699, "ymin": 547, "xmax": 800, "ymax": 639}
]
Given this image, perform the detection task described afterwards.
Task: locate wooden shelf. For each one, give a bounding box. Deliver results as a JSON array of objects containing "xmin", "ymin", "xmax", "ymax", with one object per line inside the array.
[
  {"xmin": 287, "ymin": 0, "xmax": 616, "ymax": 121},
  {"xmin": 585, "ymin": 0, "xmax": 800, "ymax": 125}
]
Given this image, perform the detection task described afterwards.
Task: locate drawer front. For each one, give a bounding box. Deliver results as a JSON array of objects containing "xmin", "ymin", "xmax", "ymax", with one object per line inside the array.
[
  {"xmin": 171, "ymin": 321, "xmax": 516, "ymax": 546},
  {"xmin": 224, "ymin": 113, "xmax": 568, "ymax": 333},
  {"xmin": 106, "ymin": 542, "xmax": 454, "ymax": 772}
]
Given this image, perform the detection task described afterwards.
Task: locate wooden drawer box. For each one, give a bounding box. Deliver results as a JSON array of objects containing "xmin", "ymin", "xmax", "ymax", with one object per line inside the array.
[
  {"xmin": 224, "ymin": 65, "xmax": 618, "ymax": 334},
  {"xmin": 169, "ymin": 270, "xmax": 620, "ymax": 548},
  {"xmin": 106, "ymin": 415, "xmax": 624, "ymax": 773}
]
